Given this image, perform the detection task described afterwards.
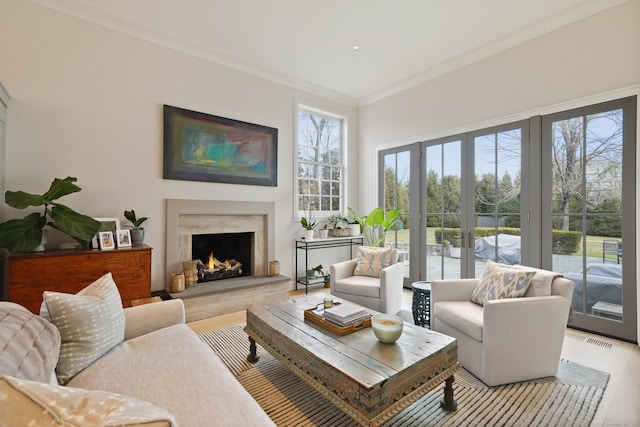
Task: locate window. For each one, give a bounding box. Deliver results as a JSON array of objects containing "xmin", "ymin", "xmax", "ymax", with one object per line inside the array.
[{"xmin": 295, "ymin": 103, "xmax": 346, "ymax": 219}]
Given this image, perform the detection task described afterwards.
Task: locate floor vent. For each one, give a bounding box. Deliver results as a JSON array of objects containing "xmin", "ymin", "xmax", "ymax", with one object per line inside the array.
[
  {"xmin": 585, "ymin": 337, "xmax": 614, "ymax": 349},
  {"xmin": 565, "ymin": 332, "xmax": 587, "ymax": 342},
  {"xmin": 565, "ymin": 332, "xmax": 614, "ymax": 349}
]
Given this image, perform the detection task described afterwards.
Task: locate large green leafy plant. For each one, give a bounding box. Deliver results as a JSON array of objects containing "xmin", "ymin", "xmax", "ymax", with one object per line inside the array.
[
  {"xmin": 0, "ymin": 177, "xmax": 101, "ymax": 252},
  {"xmin": 348, "ymin": 207, "xmax": 401, "ymax": 247}
]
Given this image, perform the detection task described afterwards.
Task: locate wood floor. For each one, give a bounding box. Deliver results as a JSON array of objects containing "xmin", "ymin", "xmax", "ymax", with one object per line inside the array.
[{"xmin": 187, "ymin": 287, "xmax": 640, "ymax": 426}]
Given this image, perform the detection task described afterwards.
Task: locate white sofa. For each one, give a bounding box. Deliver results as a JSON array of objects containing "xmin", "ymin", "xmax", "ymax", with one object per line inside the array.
[
  {"xmin": 0, "ymin": 294, "xmax": 274, "ymax": 426},
  {"xmin": 431, "ymin": 266, "xmax": 574, "ymax": 387}
]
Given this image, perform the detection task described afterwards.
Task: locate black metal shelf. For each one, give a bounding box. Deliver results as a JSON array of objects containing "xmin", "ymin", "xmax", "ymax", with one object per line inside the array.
[{"xmin": 294, "ymin": 235, "xmax": 363, "ymax": 294}]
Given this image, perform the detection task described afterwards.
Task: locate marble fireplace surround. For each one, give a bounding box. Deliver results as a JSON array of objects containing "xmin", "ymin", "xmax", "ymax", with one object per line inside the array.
[
  {"xmin": 165, "ymin": 199, "xmax": 288, "ymax": 322},
  {"xmin": 166, "ymin": 199, "xmax": 275, "ymax": 285}
]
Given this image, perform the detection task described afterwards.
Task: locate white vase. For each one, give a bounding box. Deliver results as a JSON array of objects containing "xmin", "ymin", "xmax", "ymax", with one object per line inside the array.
[
  {"xmin": 319, "ymin": 229, "xmax": 329, "ymax": 238},
  {"xmin": 33, "ymin": 229, "xmax": 48, "ymax": 252},
  {"xmin": 348, "ymin": 224, "xmax": 360, "ymax": 236},
  {"xmin": 304, "ymin": 229, "xmax": 315, "ymax": 240}
]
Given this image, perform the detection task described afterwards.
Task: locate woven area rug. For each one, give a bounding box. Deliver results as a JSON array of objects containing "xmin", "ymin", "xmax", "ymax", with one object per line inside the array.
[{"xmin": 199, "ymin": 324, "xmax": 609, "ymax": 427}]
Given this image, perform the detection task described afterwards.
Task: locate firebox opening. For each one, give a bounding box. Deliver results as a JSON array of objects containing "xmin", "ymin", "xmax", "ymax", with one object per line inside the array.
[{"xmin": 192, "ymin": 232, "xmax": 253, "ymax": 282}]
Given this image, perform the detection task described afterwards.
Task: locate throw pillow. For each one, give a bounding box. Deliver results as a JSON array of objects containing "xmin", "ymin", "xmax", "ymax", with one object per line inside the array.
[
  {"xmin": 0, "ymin": 302, "xmax": 61, "ymax": 383},
  {"xmin": 40, "ymin": 272, "xmax": 125, "ymax": 385},
  {"xmin": 0, "ymin": 375, "xmax": 177, "ymax": 427},
  {"xmin": 511, "ymin": 264, "xmax": 559, "ymax": 297},
  {"xmin": 470, "ymin": 260, "xmax": 535, "ymax": 306},
  {"xmin": 353, "ymin": 246, "xmax": 395, "ymax": 277}
]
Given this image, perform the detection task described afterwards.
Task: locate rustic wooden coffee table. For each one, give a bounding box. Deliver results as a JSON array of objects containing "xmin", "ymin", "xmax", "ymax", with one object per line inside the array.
[{"xmin": 244, "ymin": 293, "xmax": 459, "ymax": 427}]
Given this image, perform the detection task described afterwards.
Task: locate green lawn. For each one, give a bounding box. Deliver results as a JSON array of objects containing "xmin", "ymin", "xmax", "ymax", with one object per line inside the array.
[{"xmin": 387, "ymin": 228, "xmax": 619, "ymax": 260}]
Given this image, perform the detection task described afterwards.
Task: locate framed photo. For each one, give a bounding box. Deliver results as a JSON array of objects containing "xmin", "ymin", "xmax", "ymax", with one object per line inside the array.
[
  {"xmin": 92, "ymin": 217, "xmax": 121, "ymax": 248},
  {"xmin": 163, "ymin": 105, "xmax": 278, "ymax": 186},
  {"xmin": 98, "ymin": 231, "xmax": 115, "ymax": 250},
  {"xmin": 116, "ymin": 229, "xmax": 131, "ymax": 248}
]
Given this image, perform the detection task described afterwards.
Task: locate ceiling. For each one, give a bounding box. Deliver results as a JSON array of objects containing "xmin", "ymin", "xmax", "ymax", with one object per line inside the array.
[{"xmin": 32, "ymin": 0, "xmax": 625, "ymax": 106}]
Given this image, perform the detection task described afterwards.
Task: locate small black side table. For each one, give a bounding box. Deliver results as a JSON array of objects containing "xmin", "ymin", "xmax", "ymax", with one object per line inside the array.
[{"xmin": 411, "ymin": 281, "xmax": 431, "ymax": 328}]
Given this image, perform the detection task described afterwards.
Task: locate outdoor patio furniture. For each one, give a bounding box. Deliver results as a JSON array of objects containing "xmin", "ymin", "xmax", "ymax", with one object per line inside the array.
[
  {"xmin": 602, "ymin": 240, "xmax": 622, "ymax": 264},
  {"xmin": 566, "ymin": 263, "xmax": 623, "ymax": 316}
]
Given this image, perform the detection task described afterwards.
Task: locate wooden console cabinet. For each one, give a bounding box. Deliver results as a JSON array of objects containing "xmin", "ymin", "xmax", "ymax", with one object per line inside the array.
[{"xmin": 8, "ymin": 244, "xmax": 152, "ymax": 313}]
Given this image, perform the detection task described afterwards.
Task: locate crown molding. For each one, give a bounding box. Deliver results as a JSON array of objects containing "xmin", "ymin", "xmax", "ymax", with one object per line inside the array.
[{"xmin": 357, "ymin": 0, "xmax": 629, "ymax": 106}]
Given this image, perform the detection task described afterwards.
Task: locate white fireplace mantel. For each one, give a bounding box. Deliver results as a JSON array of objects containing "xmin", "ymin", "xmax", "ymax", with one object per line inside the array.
[{"xmin": 165, "ymin": 199, "xmax": 275, "ymax": 290}]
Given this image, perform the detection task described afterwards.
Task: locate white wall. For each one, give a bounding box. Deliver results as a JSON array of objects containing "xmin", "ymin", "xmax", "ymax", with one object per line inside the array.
[
  {"xmin": 0, "ymin": 0, "xmax": 359, "ymax": 292},
  {"xmin": 358, "ymin": 1, "xmax": 640, "ymax": 341},
  {"xmin": 359, "ymin": 1, "xmax": 639, "ymax": 210}
]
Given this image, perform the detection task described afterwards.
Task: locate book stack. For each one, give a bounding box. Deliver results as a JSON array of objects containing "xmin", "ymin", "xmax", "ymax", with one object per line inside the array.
[
  {"xmin": 300, "ymin": 276, "xmax": 325, "ymax": 285},
  {"xmin": 323, "ymin": 302, "xmax": 370, "ymax": 327}
]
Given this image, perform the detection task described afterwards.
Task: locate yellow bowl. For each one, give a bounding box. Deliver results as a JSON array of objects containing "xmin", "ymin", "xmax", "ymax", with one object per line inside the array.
[{"xmin": 371, "ymin": 314, "xmax": 404, "ymax": 343}]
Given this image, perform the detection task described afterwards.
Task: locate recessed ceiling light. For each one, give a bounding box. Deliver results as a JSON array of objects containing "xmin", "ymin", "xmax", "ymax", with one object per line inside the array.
[{"xmin": 353, "ymin": 46, "xmax": 360, "ymax": 51}]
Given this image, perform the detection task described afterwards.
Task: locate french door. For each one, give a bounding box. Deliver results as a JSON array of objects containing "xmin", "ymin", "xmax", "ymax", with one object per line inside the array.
[
  {"xmin": 467, "ymin": 122, "xmax": 530, "ymax": 277},
  {"xmin": 381, "ymin": 124, "xmax": 529, "ymax": 284},
  {"xmin": 379, "ymin": 95, "xmax": 636, "ymax": 342},
  {"xmin": 541, "ymin": 96, "xmax": 636, "ymax": 341},
  {"xmin": 417, "ymin": 122, "xmax": 529, "ymax": 283}
]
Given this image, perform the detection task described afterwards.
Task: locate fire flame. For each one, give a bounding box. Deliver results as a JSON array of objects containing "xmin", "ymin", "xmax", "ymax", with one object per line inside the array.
[{"xmin": 207, "ymin": 252, "xmax": 214, "ymax": 270}]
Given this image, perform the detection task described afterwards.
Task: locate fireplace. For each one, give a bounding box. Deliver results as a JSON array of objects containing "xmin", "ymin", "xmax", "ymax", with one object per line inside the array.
[
  {"xmin": 165, "ymin": 199, "xmax": 288, "ymax": 322},
  {"xmin": 192, "ymin": 232, "xmax": 253, "ymax": 282},
  {"xmin": 165, "ymin": 199, "xmax": 276, "ymax": 291}
]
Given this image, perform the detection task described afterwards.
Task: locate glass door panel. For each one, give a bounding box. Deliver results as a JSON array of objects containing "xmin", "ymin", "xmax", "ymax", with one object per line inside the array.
[
  {"xmin": 472, "ymin": 127, "xmax": 525, "ymax": 275},
  {"xmin": 549, "ymin": 111, "xmax": 623, "ymax": 315},
  {"xmin": 382, "ymin": 150, "xmax": 411, "ymax": 285},
  {"xmin": 424, "ymin": 141, "xmax": 463, "ymax": 281}
]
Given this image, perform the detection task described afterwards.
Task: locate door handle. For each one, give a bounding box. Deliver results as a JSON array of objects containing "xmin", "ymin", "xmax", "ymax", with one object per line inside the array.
[{"xmin": 468, "ymin": 231, "xmax": 474, "ymax": 249}]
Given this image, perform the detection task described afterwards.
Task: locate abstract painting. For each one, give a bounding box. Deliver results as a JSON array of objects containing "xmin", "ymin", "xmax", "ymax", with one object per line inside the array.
[{"xmin": 163, "ymin": 105, "xmax": 278, "ymax": 186}]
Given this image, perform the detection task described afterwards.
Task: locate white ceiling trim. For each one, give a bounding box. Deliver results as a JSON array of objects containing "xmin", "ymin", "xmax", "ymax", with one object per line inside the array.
[
  {"xmin": 360, "ymin": 0, "xmax": 628, "ymax": 105},
  {"xmin": 375, "ymin": 84, "xmax": 640, "ymax": 153}
]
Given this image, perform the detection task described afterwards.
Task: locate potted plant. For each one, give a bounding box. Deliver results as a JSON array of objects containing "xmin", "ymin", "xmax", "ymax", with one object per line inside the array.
[
  {"xmin": 348, "ymin": 207, "xmax": 401, "ymax": 247},
  {"xmin": 347, "ymin": 218, "xmax": 362, "ymax": 236},
  {"xmin": 300, "ymin": 196, "xmax": 318, "ymax": 240},
  {"xmin": 124, "ymin": 209, "xmax": 149, "ymax": 244},
  {"xmin": 325, "ymin": 213, "xmax": 350, "ymax": 237},
  {"xmin": 309, "ymin": 264, "xmax": 330, "ymax": 287},
  {"xmin": 300, "ymin": 216, "xmax": 318, "ymax": 240},
  {"xmin": 0, "ymin": 177, "xmax": 101, "ymax": 252},
  {"xmin": 319, "ymin": 223, "xmax": 330, "ymax": 239}
]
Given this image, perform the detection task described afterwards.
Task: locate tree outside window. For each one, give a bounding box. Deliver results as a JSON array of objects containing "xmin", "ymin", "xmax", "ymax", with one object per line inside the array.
[{"xmin": 296, "ymin": 106, "xmax": 345, "ymax": 219}]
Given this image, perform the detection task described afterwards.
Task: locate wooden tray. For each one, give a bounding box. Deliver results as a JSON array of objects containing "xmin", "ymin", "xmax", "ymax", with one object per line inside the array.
[{"xmin": 304, "ymin": 302, "xmax": 371, "ymax": 336}]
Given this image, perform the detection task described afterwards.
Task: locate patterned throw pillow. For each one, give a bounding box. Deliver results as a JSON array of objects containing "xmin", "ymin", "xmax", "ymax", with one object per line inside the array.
[
  {"xmin": 353, "ymin": 246, "xmax": 395, "ymax": 278},
  {"xmin": 0, "ymin": 302, "xmax": 60, "ymax": 383},
  {"xmin": 40, "ymin": 273, "xmax": 125, "ymax": 385},
  {"xmin": 470, "ymin": 260, "xmax": 536, "ymax": 306},
  {"xmin": 0, "ymin": 375, "xmax": 177, "ymax": 427}
]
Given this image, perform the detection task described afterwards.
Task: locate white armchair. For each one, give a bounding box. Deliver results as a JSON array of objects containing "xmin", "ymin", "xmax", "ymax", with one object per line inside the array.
[
  {"xmin": 330, "ymin": 247, "xmax": 404, "ymax": 314},
  {"xmin": 431, "ymin": 266, "xmax": 574, "ymax": 387}
]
